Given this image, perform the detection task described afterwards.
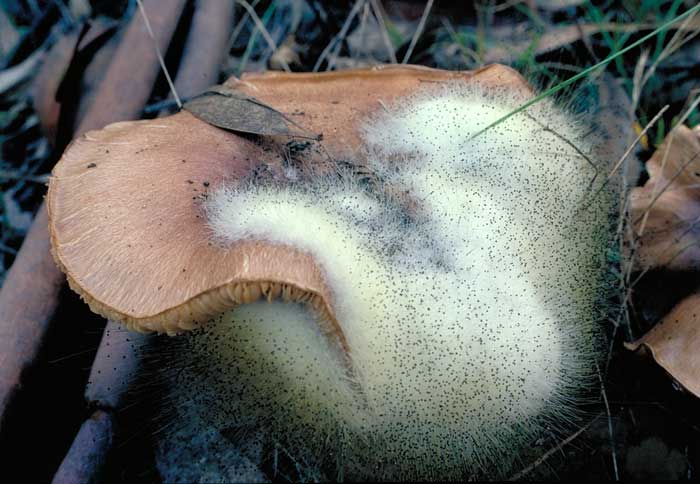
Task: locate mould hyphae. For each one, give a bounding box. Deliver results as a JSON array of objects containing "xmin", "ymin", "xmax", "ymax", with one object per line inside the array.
[{"xmin": 154, "ymin": 81, "xmax": 617, "ymax": 480}]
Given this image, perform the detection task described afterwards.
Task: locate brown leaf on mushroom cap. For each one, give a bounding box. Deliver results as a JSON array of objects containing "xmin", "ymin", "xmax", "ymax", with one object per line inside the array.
[
  {"xmin": 47, "ymin": 64, "xmax": 532, "ymax": 335},
  {"xmin": 183, "ymin": 85, "xmax": 318, "ymax": 139},
  {"xmin": 626, "ymin": 292, "xmax": 700, "ymax": 397},
  {"xmin": 627, "ymin": 124, "xmax": 700, "ymax": 271}
]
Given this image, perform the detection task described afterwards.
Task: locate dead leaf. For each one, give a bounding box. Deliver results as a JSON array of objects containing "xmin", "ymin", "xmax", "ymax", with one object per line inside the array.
[
  {"xmin": 269, "ymin": 35, "xmax": 301, "ymax": 71},
  {"xmin": 625, "ymin": 124, "xmax": 700, "ymax": 398},
  {"xmin": 183, "ymin": 85, "xmax": 319, "ymax": 139},
  {"xmin": 626, "ymin": 292, "xmax": 700, "ymax": 397},
  {"xmin": 627, "ymin": 125, "xmax": 700, "ymax": 271}
]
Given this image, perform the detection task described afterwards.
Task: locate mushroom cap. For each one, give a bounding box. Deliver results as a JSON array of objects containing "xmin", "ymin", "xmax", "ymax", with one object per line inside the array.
[{"xmin": 47, "ymin": 64, "xmax": 532, "ymax": 334}]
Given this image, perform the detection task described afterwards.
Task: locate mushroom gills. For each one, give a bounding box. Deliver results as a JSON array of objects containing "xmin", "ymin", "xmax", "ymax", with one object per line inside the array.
[{"xmin": 156, "ymin": 82, "xmax": 616, "ymax": 479}]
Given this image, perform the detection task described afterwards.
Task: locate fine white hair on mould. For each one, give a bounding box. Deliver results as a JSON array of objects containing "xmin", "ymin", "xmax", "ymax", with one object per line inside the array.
[{"xmin": 160, "ymin": 81, "xmax": 614, "ymax": 480}]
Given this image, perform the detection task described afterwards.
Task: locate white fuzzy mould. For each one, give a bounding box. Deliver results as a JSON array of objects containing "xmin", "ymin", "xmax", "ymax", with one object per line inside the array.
[{"xmin": 164, "ymin": 82, "xmax": 613, "ymax": 479}]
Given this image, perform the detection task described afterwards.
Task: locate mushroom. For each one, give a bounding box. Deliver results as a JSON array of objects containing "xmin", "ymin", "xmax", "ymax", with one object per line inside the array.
[
  {"xmin": 49, "ymin": 65, "xmax": 526, "ymax": 335},
  {"xmin": 48, "ymin": 64, "xmax": 620, "ymax": 479}
]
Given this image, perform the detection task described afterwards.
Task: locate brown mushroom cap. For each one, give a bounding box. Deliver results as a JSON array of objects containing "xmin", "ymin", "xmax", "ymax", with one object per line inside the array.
[{"xmin": 47, "ymin": 64, "xmax": 532, "ymax": 335}]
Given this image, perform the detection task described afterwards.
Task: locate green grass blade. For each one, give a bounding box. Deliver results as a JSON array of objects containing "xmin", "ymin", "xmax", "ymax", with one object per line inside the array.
[{"xmin": 470, "ymin": 3, "xmax": 700, "ymax": 140}]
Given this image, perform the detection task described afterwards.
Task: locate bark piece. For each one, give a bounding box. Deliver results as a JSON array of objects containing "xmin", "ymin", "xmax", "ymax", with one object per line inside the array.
[{"xmin": 52, "ymin": 410, "xmax": 115, "ymax": 484}]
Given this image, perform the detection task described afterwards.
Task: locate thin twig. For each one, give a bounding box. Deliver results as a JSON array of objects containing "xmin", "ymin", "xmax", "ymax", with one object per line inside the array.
[
  {"xmin": 236, "ymin": 0, "xmax": 290, "ymax": 72},
  {"xmin": 369, "ymin": 0, "xmax": 397, "ymax": 63},
  {"xmin": 136, "ymin": 0, "xmax": 182, "ymax": 108},
  {"xmin": 402, "ymin": 0, "xmax": 434, "ymax": 64},
  {"xmin": 597, "ymin": 363, "xmax": 619, "ymax": 480},
  {"xmin": 327, "ymin": 0, "xmax": 365, "ymax": 71},
  {"xmin": 440, "ymin": 17, "xmax": 481, "ymax": 66},
  {"xmin": 637, "ymin": 147, "xmax": 700, "ymax": 231},
  {"xmin": 0, "ymin": 170, "xmax": 49, "ymax": 184},
  {"xmin": 608, "ymin": 105, "xmax": 669, "ymax": 182},
  {"xmin": 631, "ymin": 49, "xmax": 650, "ymax": 110},
  {"xmin": 507, "ymin": 414, "xmax": 602, "ymax": 480},
  {"xmin": 471, "ymin": 3, "xmax": 700, "ymax": 140},
  {"xmin": 227, "ymin": 0, "xmax": 262, "ymax": 52},
  {"xmin": 524, "ymin": 112, "xmax": 599, "ymax": 173},
  {"xmin": 357, "ymin": 0, "xmax": 370, "ymax": 59},
  {"xmin": 637, "ymin": 8, "xmax": 700, "ymax": 106},
  {"xmin": 313, "ymin": 0, "xmax": 364, "ymax": 72},
  {"xmin": 0, "ymin": 241, "xmax": 17, "ymax": 255},
  {"xmin": 0, "ymin": 50, "xmax": 42, "ymax": 94},
  {"xmin": 583, "ymin": 105, "xmax": 669, "ymax": 209}
]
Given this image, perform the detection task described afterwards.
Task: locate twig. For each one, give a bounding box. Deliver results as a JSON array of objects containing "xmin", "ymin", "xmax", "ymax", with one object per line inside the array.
[
  {"xmin": 524, "ymin": 112, "xmax": 598, "ymax": 173},
  {"xmin": 402, "ymin": 0, "xmax": 433, "ymax": 64},
  {"xmin": 170, "ymin": 0, "xmax": 234, "ymax": 100},
  {"xmin": 470, "ymin": 3, "xmax": 700, "ymax": 140},
  {"xmin": 0, "ymin": 242, "xmax": 17, "ymax": 255},
  {"xmin": 597, "ymin": 363, "xmax": 619, "ymax": 480},
  {"xmin": 507, "ymin": 414, "xmax": 601, "ymax": 480},
  {"xmin": 636, "ymin": 8, "xmax": 700, "ymax": 109},
  {"xmin": 0, "ymin": 50, "xmax": 42, "ymax": 94},
  {"xmin": 313, "ymin": 0, "xmax": 364, "ymax": 72},
  {"xmin": 369, "ymin": 0, "xmax": 397, "ymax": 63},
  {"xmin": 357, "ymin": 0, "xmax": 370, "ymax": 59},
  {"xmin": 136, "ymin": 0, "xmax": 182, "ymax": 108},
  {"xmin": 608, "ymin": 105, "xmax": 669, "ymax": 183},
  {"xmin": 327, "ymin": 0, "xmax": 366, "ymax": 71},
  {"xmin": 227, "ymin": 0, "xmax": 261, "ymax": 52},
  {"xmin": 583, "ymin": 105, "xmax": 669, "ymax": 210},
  {"xmin": 637, "ymin": 148, "xmax": 700, "ymax": 230},
  {"xmin": 145, "ymin": 98, "xmax": 189, "ymax": 115},
  {"xmin": 236, "ymin": 0, "xmax": 290, "ymax": 72},
  {"xmin": 0, "ymin": 170, "xmax": 49, "ymax": 184},
  {"xmin": 631, "ymin": 49, "xmax": 650, "ymax": 110}
]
